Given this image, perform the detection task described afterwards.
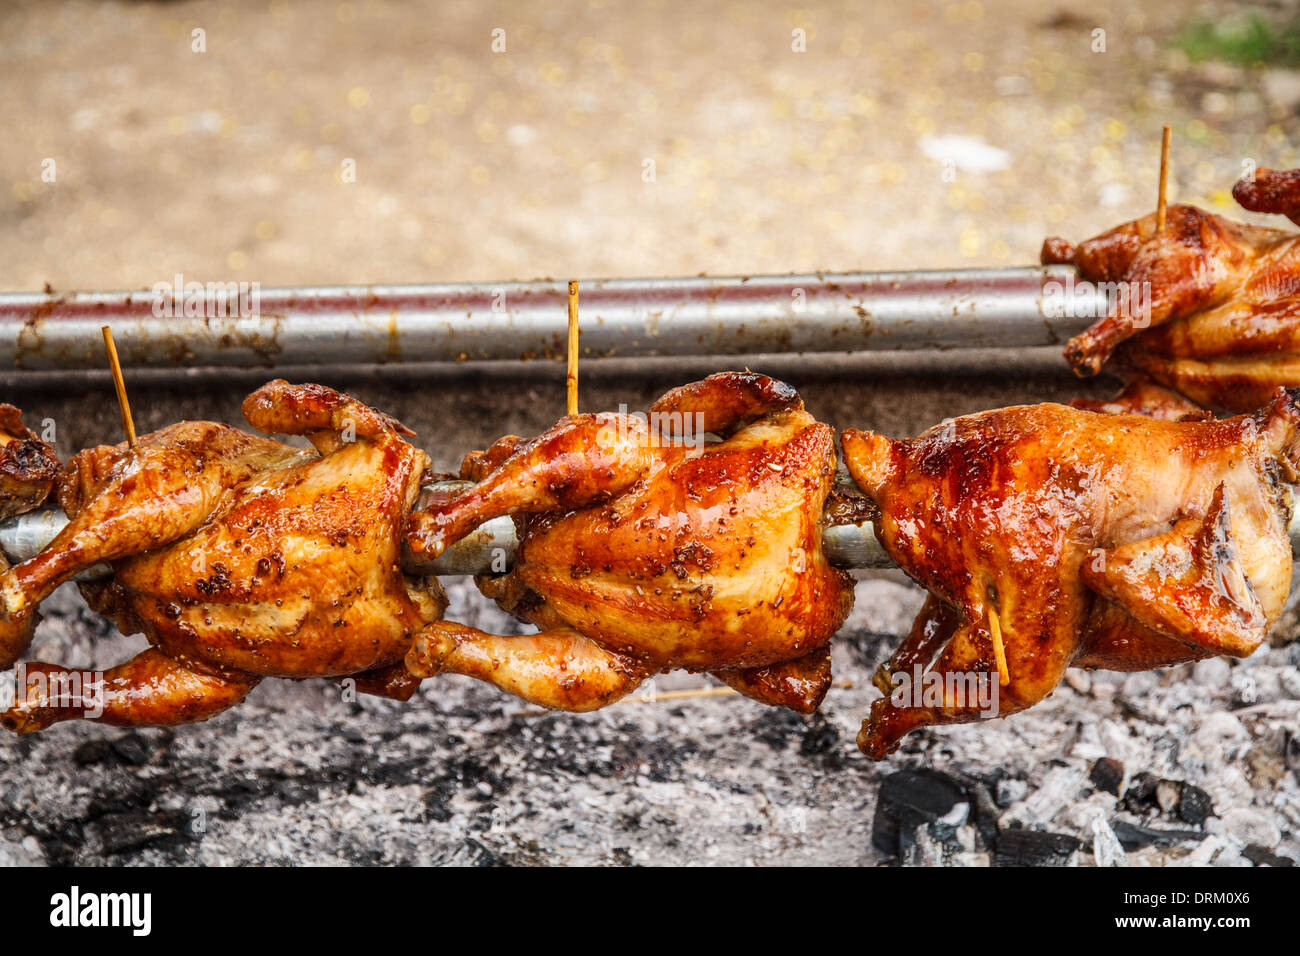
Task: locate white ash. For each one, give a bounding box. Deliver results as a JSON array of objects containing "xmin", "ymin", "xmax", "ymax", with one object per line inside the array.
[{"xmin": 0, "ymin": 574, "xmax": 1294, "ymax": 867}]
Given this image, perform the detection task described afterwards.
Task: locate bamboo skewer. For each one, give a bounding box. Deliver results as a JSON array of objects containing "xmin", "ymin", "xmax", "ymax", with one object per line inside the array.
[
  {"xmin": 101, "ymin": 325, "xmax": 136, "ymax": 447},
  {"xmin": 566, "ymin": 280, "xmax": 580, "ymax": 416},
  {"xmin": 1156, "ymin": 124, "xmax": 1172, "ymax": 233}
]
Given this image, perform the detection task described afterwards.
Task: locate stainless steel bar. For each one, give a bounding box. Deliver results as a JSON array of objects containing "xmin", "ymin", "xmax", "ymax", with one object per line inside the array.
[
  {"xmin": 0, "ymin": 267, "xmax": 1102, "ymax": 371},
  {"xmin": 6, "ymin": 497, "xmax": 1299, "ymax": 578},
  {"xmin": 0, "ymin": 488, "xmax": 520, "ymax": 580}
]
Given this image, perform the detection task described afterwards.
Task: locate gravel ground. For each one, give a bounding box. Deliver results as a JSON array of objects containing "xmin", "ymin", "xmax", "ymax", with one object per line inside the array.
[{"xmin": 0, "ymin": 0, "xmax": 1298, "ymax": 866}]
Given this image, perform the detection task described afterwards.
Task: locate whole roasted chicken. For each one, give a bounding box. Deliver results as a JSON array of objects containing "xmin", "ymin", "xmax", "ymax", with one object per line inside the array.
[
  {"xmin": 842, "ymin": 389, "xmax": 1300, "ymax": 758},
  {"xmin": 0, "ymin": 381, "xmax": 445, "ymax": 731},
  {"xmin": 1044, "ymin": 166, "xmax": 1300, "ymax": 412},
  {"xmin": 404, "ymin": 372, "xmax": 854, "ymax": 713}
]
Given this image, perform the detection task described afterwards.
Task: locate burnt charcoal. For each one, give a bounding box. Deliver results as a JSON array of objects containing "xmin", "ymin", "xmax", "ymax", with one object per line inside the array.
[
  {"xmin": 872, "ymin": 768, "xmax": 968, "ymax": 856},
  {"xmin": 1155, "ymin": 779, "xmax": 1182, "ymax": 813},
  {"xmin": 1089, "ymin": 757, "xmax": 1124, "ymax": 796},
  {"xmin": 800, "ymin": 713, "xmax": 840, "ymax": 755},
  {"xmin": 422, "ymin": 789, "xmax": 453, "ymax": 823},
  {"xmin": 748, "ymin": 708, "xmax": 804, "ymax": 752},
  {"xmin": 1176, "ymin": 784, "xmax": 1214, "ymax": 827},
  {"xmin": 1284, "ymin": 730, "xmax": 1300, "ymax": 778},
  {"xmin": 949, "ymin": 770, "xmax": 1001, "ymax": 848},
  {"xmin": 994, "ymin": 828, "xmax": 1081, "ymax": 866},
  {"xmin": 1122, "ymin": 771, "xmax": 1161, "ymax": 813},
  {"xmin": 1122, "ymin": 773, "xmax": 1213, "ymax": 827},
  {"xmin": 90, "ymin": 809, "xmax": 191, "ymax": 856},
  {"xmin": 1242, "ymin": 844, "xmax": 1296, "ymax": 867},
  {"xmin": 1110, "ymin": 820, "xmax": 1205, "ymax": 850},
  {"xmin": 109, "ymin": 732, "xmax": 152, "ymax": 767},
  {"xmin": 72, "ymin": 740, "xmax": 111, "ymax": 766},
  {"xmin": 433, "ymin": 837, "xmax": 505, "ymax": 866}
]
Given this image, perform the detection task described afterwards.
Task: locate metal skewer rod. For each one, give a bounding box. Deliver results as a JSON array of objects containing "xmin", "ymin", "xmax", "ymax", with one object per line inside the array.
[
  {"xmin": 0, "ymin": 267, "xmax": 1103, "ymax": 371},
  {"xmin": 4, "ymin": 483, "xmax": 1299, "ymax": 579}
]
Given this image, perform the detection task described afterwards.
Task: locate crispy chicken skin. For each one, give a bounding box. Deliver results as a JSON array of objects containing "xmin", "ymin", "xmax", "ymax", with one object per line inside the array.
[
  {"xmin": 404, "ymin": 372, "xmax": 853, "ymax": 714},
  {"xmin": 1045, "ymin": 167, "xmax": 1300, "ymax": 412},
  {"xmin": 1043, "ymin": 204, "xmax": 1292, "ymax": 377},
  {"xmin": 0, "ymin": 381, "xmax": 444, "ymax": 732},
  {"xmin": 0, "ymin": 404, "xmax": 58, "ymax": 523},
  {"xmin": 842, "ymin": 390, "xmax": 1300, "ymax": 758},
  {"xmin": 1233, "ymin": 166, "xmax": 1300, "ymax": 226}
]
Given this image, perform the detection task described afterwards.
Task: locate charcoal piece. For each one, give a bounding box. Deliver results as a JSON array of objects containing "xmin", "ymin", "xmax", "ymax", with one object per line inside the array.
[
  {"xmin": 1110, "ymin": 819, "xmax": 1205, "ymax": 850},
  {"xmin": 1242, "ymin": 844, "xmax": 1295, "ymax": 867},
  {"xmin": 1175, "ymin": 784, "xmax": 1214, "ymax": 827},
  {"xmin": 1121, "ymin": 771, "xmax": 1161, "ymax": 813},
  {"xmin": 994, "ymin": 828, "xmax": 1081, "ymax": 866},
  {"xmin": 872, "ymin": 768, "xmax": 967, "ymax": 856},
  {"xmin": 1089, "ymin": 757, "xmax": 1124, "ymax": 796}
]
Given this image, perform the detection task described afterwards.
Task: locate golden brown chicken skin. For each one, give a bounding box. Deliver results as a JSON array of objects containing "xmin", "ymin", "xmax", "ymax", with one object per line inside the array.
[
  {"xmin": 0, "ymin": 381, "xmax": 444, "ymax": 732},
  {"xmin": 1045, "ymin": 167, "xmax": 1300, "ymax": 412},
  {"xmin": 404, "ymin": 372, "xmax": 853, "ymax": 714},
  {"xmin": 1044, "ymin": 203, "xmax": 1294, "ymax": 378},
  {"xmin": 843, "ymin": 389, "xmax": 1300, "ymax": 758}
]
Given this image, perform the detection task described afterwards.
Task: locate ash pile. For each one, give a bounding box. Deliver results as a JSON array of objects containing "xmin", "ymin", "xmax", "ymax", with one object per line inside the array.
[{"xmin": 0, "ymin": 574, "xmax": 1295, "ymax": 867}]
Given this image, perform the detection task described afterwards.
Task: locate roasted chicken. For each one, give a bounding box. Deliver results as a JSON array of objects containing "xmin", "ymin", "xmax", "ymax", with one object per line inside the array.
[
  {"xmin": 1044, "ymin": 166, "xmax": 1300, "ymax": 412},
  {"xmin": 0, "ymin": 381, "xmax": 445, "ymax": 731},
  {"xmin": 403, "ymin": 372, "xmax": 854, "ymax": 713},
  {"xmin": 842, "ymin": 390, "xmax": 1300, "ymax": 758}
]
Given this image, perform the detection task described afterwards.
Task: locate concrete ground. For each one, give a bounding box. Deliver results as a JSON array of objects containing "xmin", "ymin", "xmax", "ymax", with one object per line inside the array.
[{"xmin": 0, "ymin": 0, "xmax": 1297, "ymax": 866}]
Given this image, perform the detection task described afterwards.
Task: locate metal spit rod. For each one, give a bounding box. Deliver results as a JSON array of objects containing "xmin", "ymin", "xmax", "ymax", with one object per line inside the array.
[
  {"xmin": 0, "ymin": 267, "xmax": 1103, "ymax": 370},
  {"xmin": 0, "ymin": 492, "xmax": 891, "ymax": 579},
  {"xmin": 4, "ymin": 485, "xmax": 1300, "ymax": 578}
]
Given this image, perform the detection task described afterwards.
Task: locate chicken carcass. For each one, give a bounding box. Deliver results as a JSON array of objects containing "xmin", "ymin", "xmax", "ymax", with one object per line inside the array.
[
  {"xmin": 403, "ymin": 372, "xmax": 854, "ymax": 713},
  {"xmin": 842, "ymin": 390, "xmax": 1300, "ymax": 758},
  {"xmin": 1043, "ymin": 167, "xmax": 1300, "ymax": 412},
  {"xmin": 0, "ymin": 381, "xmax": 445, "ymax": 731}
]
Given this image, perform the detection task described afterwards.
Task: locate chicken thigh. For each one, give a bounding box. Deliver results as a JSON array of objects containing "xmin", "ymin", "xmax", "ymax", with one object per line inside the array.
[
  {"xmin": 842, "ymin": 390, "xmax": 1300, "ymax": 758},
  {"xmin": 0, "ymin": 381, "xmax": 444, "ymax": 731},
  {"xmin": 404, "ymin": 372, "xmax": 853, "ymax": 713}
]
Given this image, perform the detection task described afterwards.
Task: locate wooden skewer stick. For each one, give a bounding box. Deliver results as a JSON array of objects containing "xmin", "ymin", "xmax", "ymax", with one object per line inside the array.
[
  {"xmin": 626, "ymin": 686, "xmax": 739, "ymax": 704},
  {"xmin": 101, "ymin": 325, "xmax": 136, "ymax": 447},
  {"xmin": 566, "ymin": 280, "xmax": 580, "ymax": 416},
  {"xmin": 1156, "ymin": 124, "xmax": 1172, "ymax": 234},
  {"xmin": 987, "ymin": 605, "xmax": 1010, "ymax": 687},
  {"xmin": 624, "ymin": 678, "xmax": 855, "ymax": 706}
]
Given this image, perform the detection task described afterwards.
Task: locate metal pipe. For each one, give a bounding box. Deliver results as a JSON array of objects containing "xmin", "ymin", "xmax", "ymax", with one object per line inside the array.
[
  {"xmin": 0, "ymin": 267, "xmax": 1102, "ymax": 371},
  {"xmin": 0, "ymin": 507, "xmax": 882, "ymax": 578},
  {"xmin": 6, "ymin": 496, "xmax": 1298, "ymax": 578},
  {"xmin": 0, "ymin": 487, "xmax": 521, "ymax": 580}
]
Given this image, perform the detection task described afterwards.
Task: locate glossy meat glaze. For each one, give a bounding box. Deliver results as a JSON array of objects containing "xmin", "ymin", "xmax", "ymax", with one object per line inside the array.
[
  {"xmin": 0, "ymin": 373, "xmax": 1294, "ymax": 760},
  {"xmin": 1044, "ymin": 166, "xmax": 1300, "ymax": 412}
]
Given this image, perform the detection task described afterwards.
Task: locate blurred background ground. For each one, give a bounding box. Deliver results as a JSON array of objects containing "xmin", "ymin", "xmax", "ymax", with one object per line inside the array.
[{"xmin": 0, "ymin": 0, "xmax": 1297, "ymax": 866}]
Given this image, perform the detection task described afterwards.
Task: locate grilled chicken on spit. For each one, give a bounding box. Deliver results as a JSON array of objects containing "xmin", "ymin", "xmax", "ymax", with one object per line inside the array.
[
  {"xmin": 842, "ymin": 389, "xmax": 1300, "ymax": 758},
  {"xmin": 0, "ymin": 381, "xmax": 445, "ymax": 731},
  {"xmin": 1044, "ymin": 166, "xmax": 1300, "ymax": 412},
  {"xmin": 404, "ymin": 372, "xmax": 854, "ymax": 713}
]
